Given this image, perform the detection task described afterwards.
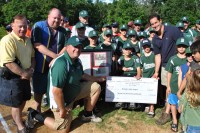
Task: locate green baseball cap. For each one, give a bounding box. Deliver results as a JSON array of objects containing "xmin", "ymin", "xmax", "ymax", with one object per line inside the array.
[
  {"xmin": 176, "ymin": 22, "xmax": 184, "ymax": 28},
  {"xmin": 149, "ymin": 27, "xmax": 155, "ymax": 33},
  {"xmin": 181, "ymin": 16, "xmax": 189, "ymax": 22},
  {"xmin": 128, "ymin": 29, "xmax": 137, "ymax": 36},
  {"xmin": 196, "ymin": 19, "xmax": 200, "ymax": 24},
  {"xmin": 65, "ymin": 28, "xmax": 71, "ymax": 33},
  {"xmin": 176, "ymin": 37, "xmax": 189, "ymax": 47},
  {"xmin": 103, "ymin": 24, "xmax": 111, "ymax": 28},
  {"xmin": 75, "ymin": 22, "xmax": 85, "ymax": 29},
  {"xmin": 66, "ymin": 36, "xmax": 82, "ymax": 46},
  {"xmin": 134, "ymin": 19, "xmax": 142, "ymax": 25},
  {"xmin": 104, "ymin": 29, "xmax": 112, "ymax": 36},
  {"xmin": 120, "ymin": 24, "xmax": 128, "ymax": 30},
  {"xmin": 123, "ymin": 42, "xmax": 133, "ymax": 49},
  {"xmin": 88, "ymin": 30, "xmax": 98, "ymax": 38},
  {"xmin": 138, "ymin": 31, "xmax": 147, "ymax": 38},
  {"xmin": 186, "ymin": 47, "xmax": 192, "ymax": 54},
  {"xmin": 79, "ymin": 10, "xmax": 89, "ymax": 17}
]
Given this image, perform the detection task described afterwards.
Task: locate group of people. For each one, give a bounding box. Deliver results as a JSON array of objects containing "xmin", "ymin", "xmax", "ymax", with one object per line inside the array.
[{"xmin": 0, "ymin": 7, "xmax": 200, "ymax": 133}]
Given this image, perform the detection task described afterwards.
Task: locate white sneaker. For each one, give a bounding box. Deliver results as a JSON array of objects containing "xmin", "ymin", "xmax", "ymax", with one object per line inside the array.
[{"xmin": 81, "ymin": 114, "xmax": 102, "ymax": 123}]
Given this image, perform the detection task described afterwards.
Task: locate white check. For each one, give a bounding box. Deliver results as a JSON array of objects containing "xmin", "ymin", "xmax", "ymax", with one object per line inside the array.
[{"xmin": 105, "ymin": 76, "xmax": 158, "ymax": 104}]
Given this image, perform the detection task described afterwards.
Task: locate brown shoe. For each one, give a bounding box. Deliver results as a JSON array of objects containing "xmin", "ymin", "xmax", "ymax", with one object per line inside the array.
[
  {"xmin": 155, "ymin": 112, "xmax": 171, "ymax": 125},
  {"xmin": 17, "ymin": 127, "xmax": 29, "ymax": 133}
]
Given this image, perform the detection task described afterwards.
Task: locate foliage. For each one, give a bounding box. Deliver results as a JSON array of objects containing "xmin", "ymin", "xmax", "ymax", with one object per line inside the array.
[
  {"xmin": 0, "ymin": 0, "xmax": 200, "ymax": 30},
  {"xmin": 0, "ymin": 26, "xmax": 7, "ymax": 39}
]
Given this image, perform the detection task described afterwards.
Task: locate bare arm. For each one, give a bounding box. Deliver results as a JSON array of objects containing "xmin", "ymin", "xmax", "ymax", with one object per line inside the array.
[
  {"xmin": 152, "ymin": 54, "xmax": 161, "ymax": 78},
  {"xmin": 5, "ymin": 62, "xmax": 31, "ymax": 80},
  {"xmin": 52, "ymin": 87, "xmax": 66, "ymax": 118},
  {"xmin": 166, "ymin": 72, "xmax": 172, "ymax": 94},
  {"xmin": 135, "ymin": 67, "xmax": 141, "ymax": 80},
  {"xmin": 34, "ymin": 43, "xmax": 58, "ymax": 59},
  {"xmin": 178, "ymin": 68, "xmax": 183, "ymax": 89}
]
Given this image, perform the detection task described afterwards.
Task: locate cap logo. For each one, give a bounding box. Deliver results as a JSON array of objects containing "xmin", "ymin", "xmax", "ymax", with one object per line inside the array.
[
  {"xmin": 93, "ymin": 31, "xmax": 95, "ymax": 34},
  {"xmin": 76, "ymin": 38, "xmax": 80, "ymax": 42},
  {"xmin": 127, "ymin": 43, "xmax": 130, "ymax": 46},
  {"xmin": 181, "ymin": 38, "xmax": 184, "ymax": 42},
  {"xmin": 130, "ymin": 30, "xmax": 133, "ymax": 33},
  {"xmin": 137, "ymin": 20, "xmax": 139, "ymax": 22},
  {"xmin": 123, "ymin": 25, "xmax": 125, "ymax": 27},
  {"xmin": 143, "ymin": 40, "xmax": 148, "ymax": 43}
]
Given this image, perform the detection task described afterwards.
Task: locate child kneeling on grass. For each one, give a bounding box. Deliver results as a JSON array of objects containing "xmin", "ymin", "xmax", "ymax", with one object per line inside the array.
[
  {"xmin": 140, "ymin": 39, "xmax": 156, "ymax": 117},
  {"xmin": 156, "ymin": 37, "xmax": 189, "ymax": 132}
]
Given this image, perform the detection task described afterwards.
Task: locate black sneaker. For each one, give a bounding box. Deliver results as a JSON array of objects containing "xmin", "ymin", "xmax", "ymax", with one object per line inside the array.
[{"xmin": 25, "ymin": 107, "xmax": 38, "ymax": 129}]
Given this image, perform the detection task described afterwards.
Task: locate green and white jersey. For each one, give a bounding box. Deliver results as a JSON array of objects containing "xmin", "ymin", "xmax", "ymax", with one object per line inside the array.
[
  {"xmin": 165, "ymin": 54, "xmax": 187, "ymax": 94},
  {"xmin": 116, "ymin": 37, "xmax": 127, "ymax": 55},
  {"xmin": 118, "ymin": 55, "xmax": 140, "ymax": 76},
  {"xmin": 99, "ymin": 42, "xmax": 117, "ymax": 53},
  {"xmin": 140, "ymin": 52, "xmax": 155, "ymax": 78},
  {"xmin": 127, "ymin": 39, "xmax": 140, "ymax": 53},
  {"xmin": 184, "ymin": 28, "xmax": 198, "ymax": 45},
  {"xmin": 84, "ymin": 45, "xmax": 102, "ymax": 50},
  {"xmin": 47, "ymin": 51, "xmax": 84, "ymax": 108}
]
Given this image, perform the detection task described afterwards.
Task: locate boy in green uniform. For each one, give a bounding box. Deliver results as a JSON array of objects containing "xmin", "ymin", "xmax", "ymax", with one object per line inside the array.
[
  {"xmin": 156, "ymin": 37, "xmax": 189, "ymax": 132},
  {"xmin": 84, "ymin": 30, "xmax": 102, "ymax": 50},
  {"xmin": 134, "ymin": 19, "xmax": 142, "ymax": 35},
  {"xmin": 75, "ymin": 22, "xmax": 89, "ymax": 48},
  {"xmin": 195, "ymin": 19, "xmax": 200, "ymax": 36},
  {"xmin": 138, "ymin": 31, "xmax": 148, "ymax": 57},
  {"xmin": 140, "ymin": 39, "xmax": 155, "ymax": 117},
  {"xmin": 127, "ymin": 29, "xmax": 140, "ymax": 55},
  {"xmin": 116, "ymin": 24, "xmax": 128, "ymax": 56},
  {"xmin": 115, "ymin": 42, "xmax": 141, "ymax": 109},
  {"xmin": 99, "ymin": 24, "xmax": 111, "ymax": 43}
]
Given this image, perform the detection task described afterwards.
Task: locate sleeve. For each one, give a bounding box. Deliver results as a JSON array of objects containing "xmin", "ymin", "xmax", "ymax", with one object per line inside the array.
[
  {"xmin": 134, "ymin": 56, "xmax": 141, "ymax": 68},
  {"xmin": 0, "ymin": 36, "xmax": 16, "ymax": 65},
  {"xmin": 165, "ymin": 57, "xmax": 173, "ymax": 73},
  {"xmin": 51, "ymin": 59, "xmax": 68, "ymax": 89},
  {"xmin": 140, "ymin": 56, "xmax": 143, "ymax": 68},
  {"xmin": 173, "ymin": 27, "xmax": 183, "ymax": 41},
  {"xmin": 31, "ymin": 23, "xmax": 43, "ymax": 44},
  {"xmin": 152, "ymin": 38, "xmax": 160, "ymax": 55}
]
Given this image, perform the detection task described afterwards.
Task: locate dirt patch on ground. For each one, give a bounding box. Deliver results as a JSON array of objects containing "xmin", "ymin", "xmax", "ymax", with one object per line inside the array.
[{"xmin": 0, "ymin": 99, "xmax": 172, "ymax": 133}]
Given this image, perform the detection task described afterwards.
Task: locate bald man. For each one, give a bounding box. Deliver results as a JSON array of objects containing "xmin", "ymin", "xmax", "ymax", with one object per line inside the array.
[{"xmin": 31, "ymin": 8, "xmax": 67, "ymax": 113}]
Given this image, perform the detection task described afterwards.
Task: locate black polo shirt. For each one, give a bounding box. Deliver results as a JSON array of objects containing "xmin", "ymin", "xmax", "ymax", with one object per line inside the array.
[{"xmin": 152, "ymin": 25, "xmax": 183, "ymax": 67}]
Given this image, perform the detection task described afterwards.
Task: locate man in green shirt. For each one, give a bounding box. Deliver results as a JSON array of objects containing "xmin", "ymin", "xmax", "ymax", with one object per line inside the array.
[{"xmin": 27, "ymin": 36, "xmax": 105, "ymax": 133}]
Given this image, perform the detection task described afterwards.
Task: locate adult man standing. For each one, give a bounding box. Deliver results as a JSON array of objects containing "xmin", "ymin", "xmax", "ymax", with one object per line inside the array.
[
  {"xmin": 149, "ymin": 13, "xmax": 183, "ymax": 124},
  {"xmin": 71, "ymin": 10, "xmax": 94, "ymax": 37},
  {"xmin": 0, "ymin": 15, "xmax": 35, "ymax": 133},
  {"xmin": 31, "ymin": 8, "xmax": 67, "ymax": 112},
  {"xmin": 28, "ymin": 36, "xmax": 105, "ymax": 133}
]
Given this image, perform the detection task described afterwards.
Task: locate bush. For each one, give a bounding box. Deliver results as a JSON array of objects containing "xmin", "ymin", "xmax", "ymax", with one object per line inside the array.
[{"xmin": 0, "ymin": 27, "xmax": 7, "ymax": 39}]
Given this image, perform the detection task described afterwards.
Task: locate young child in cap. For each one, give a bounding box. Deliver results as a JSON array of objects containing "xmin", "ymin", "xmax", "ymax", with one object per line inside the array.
[
  {"xmin": 138, "ymin": 31, "xmax": 147, "ymax": 57},
  {"xmin": 127, "ymin": 29, "xmax": 140, "ymax": 56},
  {"xmin": 84, "ymin": 30, "xmax": 102, "ymax": 50},
  {"xmin": 156, "ymin": 37, "xmax": 189, "ymax": 132},
  {"xmin": 75, "ymin": 22, "xmax": 89, "ymax": 48},
  {"xmin": 99, "ymin": 24, "xmax": 111, "ymax": 43},
  {"xmin": 140, "ymin": 39, "xmax": 156, "ymax": 117},
  {"xmin": 115, "ymin": 42, "xmax": 141, "ymax": 109}
]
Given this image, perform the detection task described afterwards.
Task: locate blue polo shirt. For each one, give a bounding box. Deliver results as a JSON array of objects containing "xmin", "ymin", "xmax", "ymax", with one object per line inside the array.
[
  {"xmin": 31, "ymin": 21, "xmax": 67, "ymax": 73},
  {"xmin": 152, "ymin": 26, "xmax": 183, "ymax": 67}
]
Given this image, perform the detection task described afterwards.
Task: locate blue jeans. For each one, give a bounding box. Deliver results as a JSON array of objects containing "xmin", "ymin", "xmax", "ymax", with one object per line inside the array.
[{"xmin": 187, "ymin": 125, "xmax": 200, "ymax": 133}]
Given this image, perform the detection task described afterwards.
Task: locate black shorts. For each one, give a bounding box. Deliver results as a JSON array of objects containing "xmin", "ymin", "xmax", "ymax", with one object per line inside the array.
[{"xmin": 0, "ymin": 77, "xmax": 31, "ymax": 107}]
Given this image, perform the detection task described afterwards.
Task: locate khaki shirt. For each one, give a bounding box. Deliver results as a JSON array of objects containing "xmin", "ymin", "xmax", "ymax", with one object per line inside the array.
[{"xmin": 0, "ymin": 32, "xmax": 34, "ymax": 69}]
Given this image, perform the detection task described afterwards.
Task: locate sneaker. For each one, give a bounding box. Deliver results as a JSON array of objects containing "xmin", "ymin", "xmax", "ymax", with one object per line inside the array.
[
  {"xmin": 115, "ymin": 102, "xmax": 123, "ymax": 108},
  {"xmin": 17, "ymin": 127, "xmax": 29, "ymax": 133},
  {"xmin": 155, "ymin": 112, "xmax": 171, "ymax": 125},
  {"xmin": 25, "ymin": 108, "xmax": 38, "ymax": 129},
  {"xmin": 81, "ymin": 114, "xmax": 102, "ymax": 123},
  {"xmin": 147, "ymin": 112, "xmax": 155, "ymax": 118},
  {"xmin": 145, "ymin": 107, "xmax": 150, "ymax": 113},
  {"xmin": 127, "ymin": 103, "xmax": 136, "ymax": 110}
]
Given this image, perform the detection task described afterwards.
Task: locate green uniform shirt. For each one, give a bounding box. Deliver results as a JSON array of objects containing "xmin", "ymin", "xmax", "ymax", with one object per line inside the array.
[
  {"xmin": 99, "ymin": 42, "xmax": 117, "ymax": 53},
  {"xmin": 84, "ymin": 45, "xmax": 102, "ymax": 50},
  {"xmin": 116, "ymin": 37, "xmax": 127, "ymax": 56},
  {"xmin": 118, "ymin": 55, "xmax": 140, "ymax": 76},
  {"xmin": 194, "ymin": 29, "xmax": 200, "ymax": 36},
  {"xmin": 179, "ymin": 93, "xmax": 200, "ymax": 130},
  {"xmin": 165, "ymin": 55, "xmax": 187, "ymax": 94},
  {"xmin": 140, "ymin": 52, "xmax": 155, "ymax": 78},
  {"xmin": 47, "ymin": 51, "xmax": 84, "ymax": 108},
  {"xmin": 127, "ymin": 39, "xmax": 140, "ymax": 53},
  {"xmin": 184, "ymin": 28, "xmax": 198, "ymax": 44}
]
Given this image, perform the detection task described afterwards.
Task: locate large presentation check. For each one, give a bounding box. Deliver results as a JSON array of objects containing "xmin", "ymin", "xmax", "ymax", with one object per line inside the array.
[{"xmin": 105, "ymin": 76, "xmax": 158, "ymax": 104}]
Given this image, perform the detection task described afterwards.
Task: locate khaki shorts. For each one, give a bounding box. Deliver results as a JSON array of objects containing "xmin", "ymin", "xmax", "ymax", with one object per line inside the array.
[
  {"xmin": 52, "ymin": 81, "xmax": 101, "ymax": 131},
  {"xmin": 161, "ymin": 67, "xmax": 167, "ymax": 86}
]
